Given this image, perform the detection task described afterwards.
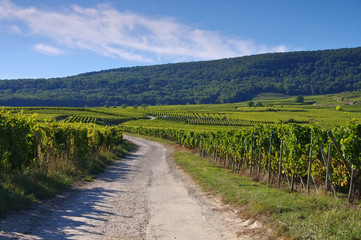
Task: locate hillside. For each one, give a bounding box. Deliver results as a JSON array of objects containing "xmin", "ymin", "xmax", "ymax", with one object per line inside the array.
[{"xmin": 1, "ymin": 47, "xmax": 361, "ymax": 107}]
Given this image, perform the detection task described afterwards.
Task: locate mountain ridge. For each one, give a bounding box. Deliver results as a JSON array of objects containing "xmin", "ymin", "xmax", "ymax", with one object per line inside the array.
[{"xmin": 1, "ymin": 46, "xmax": 361, "ymax": 106}]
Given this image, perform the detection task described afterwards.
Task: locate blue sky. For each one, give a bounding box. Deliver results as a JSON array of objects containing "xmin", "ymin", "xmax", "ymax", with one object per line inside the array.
[{"xmin": 0, "ymin": 0, "xmax": 360, "ymax": 79}]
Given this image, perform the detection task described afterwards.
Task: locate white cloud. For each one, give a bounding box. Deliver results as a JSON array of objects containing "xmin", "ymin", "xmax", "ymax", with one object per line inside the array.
[
  {"xmin": 0, "ymin": 0, "xmax": 289, "ymax": 62},
  {"xmin": 6, "ymin": 24, "xmax": 22, "ymax": 34},
  {"xmin": 33, "ymin": 43, "xmax": 65, "ymax": 56}
]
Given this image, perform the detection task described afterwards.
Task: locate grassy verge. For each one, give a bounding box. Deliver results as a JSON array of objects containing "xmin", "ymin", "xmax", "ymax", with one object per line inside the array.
[
  {"xmin": 174, "ymin": 150, "xmax": 361, "ymax": 240},
  {"xmin": 0, "ymin": 140, "xmax": 135, "ymax": 216}
]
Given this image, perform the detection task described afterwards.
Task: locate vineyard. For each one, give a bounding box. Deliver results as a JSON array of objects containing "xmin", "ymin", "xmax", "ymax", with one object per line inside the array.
[
  {"xmin": 146, "ymin": 111, "xmax": 309, "ymax": 126},
  {"xmin": 0, "ymin": 109, "xmax": 123, "ymax": 175},
  {"xmin": 3, "ymin": 92, "xmax": 361, "ymax": 203},
  {"xmin": 4, "ymin": 106, "xmax": 148, "ymax": 125},
  {"xmin": 122, "ymin": 120, "xmax": 361, "ymax": 202},
  {"xmin": 65, "ymin": 115, "xmax": 97, "ymax": 123},
  {"xmin": 1, "ymin": 93, "xmax": 361, "ymax": 239}
]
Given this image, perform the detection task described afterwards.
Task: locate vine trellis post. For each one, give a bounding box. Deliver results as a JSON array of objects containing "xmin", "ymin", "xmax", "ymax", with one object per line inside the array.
[
  {"xmin": 267, "ymin": 132, "xmax": 272, "ymax": 183},
  {"xmin": 348, "ymin": 167, "xmax": 355, "ymax": 203},
  {"xmin": 277, "ymin": 139, "xmax": 283, "ymax": 188},
  {"xmin": 320, "ymin": 143, "xmax": 337, "ymax": 198},
  {"xmin": 249, "ymin": 136, "xmax": 254, "ymax": 176},
  {"xmin": 327, "ymin": 131, "xmax": 356, "ymax": 202},
  {"xmin": 306, "ymin": 133, "xmax": 313, "ymax": 194}
]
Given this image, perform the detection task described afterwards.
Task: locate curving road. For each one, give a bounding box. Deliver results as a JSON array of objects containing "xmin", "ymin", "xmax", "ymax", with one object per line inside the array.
[{"xmin": 0, "ymin": 135, "xmax": 268, "ymax": 240}]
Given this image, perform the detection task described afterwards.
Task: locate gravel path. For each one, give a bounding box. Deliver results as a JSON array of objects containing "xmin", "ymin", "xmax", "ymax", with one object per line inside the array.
[{"xmin": 0, "ymin": 135, "xmax": 270, "ymax": 240}]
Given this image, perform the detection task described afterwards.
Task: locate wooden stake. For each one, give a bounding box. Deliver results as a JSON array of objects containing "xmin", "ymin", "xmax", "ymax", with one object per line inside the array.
[
  {"xmin": 267, "ymin": 132, "xmax": 273, "ymax": 184},
  {"xmin": 325, "ymin": 143, "xmax": 331, "ymax": 194},
  {"xmin": 348, "ymin": 167, "xmax": 355, "ymax": 203},
  {"xmin": 285, "ymin": 173, "xmax": 291, "ymax": 188},
  {"xmin": 267, "ymin": 146, "xmax": 272, "ymax": 183},
  {"xmin": 300, "ymin": 176, "xmax": 306, "ymax": 189},
  {"xmin": 231, "ymin": 157, "xmax": 235, "ymax": 172},
  {"xmin": 327, "ymin": 131, "xmax": 352, "ymax": 175},
  {"xmin": 250, "ymin": 141, "xmax": 253, "ymax": 176},
  {"xmin": 258, "ymin": 148, "xmax": 261, "ymax": 174},
  {"xmin": 320, "ymin": 143, "xmax": 337, "ymax": 198},
  {"xmin": 291, "ymin": 173, "xmax": 295, "ymax": 192},
  {"xmin": 307, "ymin": 133, "xmax": 313, "ymax": 194},
  {"xmin": 278, "ymin": 139, "xmax": 283, "ymax": 188},
  {"xmin": 238, "ymin": 145, "xmax": 245, "ymax": 174},
  {"xmin": 311, "ymin": 175, "xmax": 319, "ymax": 193}
]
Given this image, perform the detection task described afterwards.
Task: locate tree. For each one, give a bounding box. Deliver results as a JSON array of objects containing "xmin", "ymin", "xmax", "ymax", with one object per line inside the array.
[
  {"xmin": 255, "ymin": 102, "xmax": 264, "ymax": 107},
  {"xmin": 141, "ymin": 104, "xmax": 149, "ymax": 109},
  {"xmin": 248, "ymin": 101, "xmax": 255, "ymax": 107},
  {"xmin": 295, "ymin": 96, "xmax": 304, "ymax": 103}
]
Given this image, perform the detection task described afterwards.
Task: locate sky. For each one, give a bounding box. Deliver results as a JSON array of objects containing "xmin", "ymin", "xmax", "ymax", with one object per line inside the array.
[{"xmin": 0, "ymin": 0, "xmax": 360, "ymax": 79}]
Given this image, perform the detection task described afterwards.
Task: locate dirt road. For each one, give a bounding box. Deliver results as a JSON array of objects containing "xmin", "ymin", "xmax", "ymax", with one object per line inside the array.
[{"xmin": 0, "ymin": 135, "xmax": 268, "ymax": 240}]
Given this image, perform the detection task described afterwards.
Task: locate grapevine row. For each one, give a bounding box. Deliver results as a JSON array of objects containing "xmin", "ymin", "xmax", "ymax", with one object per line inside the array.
[
  {"xmin": 65, "ymin": 115, "xmax": 97, "ymax": 123},
  {"xmin": 0, "ymin": 109, "xmax": 123, "ymax": 174},
  {"xmin": 146, "ymin": 111, "xmax": 279, "ymax": 126},
  {"xmin": 123, "ymin": 121, "xmax": 361, "ymax": 200}
]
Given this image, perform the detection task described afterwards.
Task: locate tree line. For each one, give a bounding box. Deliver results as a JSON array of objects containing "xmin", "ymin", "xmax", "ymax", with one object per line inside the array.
[{"xmin": 0, "ymin": 47, "xmax": 361, "ymax": 106}]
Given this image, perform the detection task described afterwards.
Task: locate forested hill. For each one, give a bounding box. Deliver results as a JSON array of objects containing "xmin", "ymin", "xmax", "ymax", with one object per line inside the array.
[{"xmin": 1, "ymin": 47, "xmax": 361, "ymax": 107}]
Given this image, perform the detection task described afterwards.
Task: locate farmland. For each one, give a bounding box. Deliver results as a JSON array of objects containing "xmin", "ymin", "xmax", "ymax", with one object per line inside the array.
[
  {"xmin": 4, "ymin": 91, "xmax": 361, "ymax": 195},
  {"xmin": 125, "ymin": 91, "xmax": 361, "ymax": 130},
  {"xmin": 2, "ymin": 91, "xmax": 361, "ymax": 239},
  {"xmin": 6, "ymin": 91, "xmax": 361, "ymax": 129}
]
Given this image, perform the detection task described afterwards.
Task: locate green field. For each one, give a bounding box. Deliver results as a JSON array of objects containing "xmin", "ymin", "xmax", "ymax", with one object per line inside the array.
[
  {"xmin": 4, "ymin": 106, "xmax": 147, "ymax": 124},
  {"xmin": 4, "ymin": 91, "xmax": 361, "ymax": 131},
  {"xmin": 121, "ymin": 91, "xmax": 361, "ymax": 130}
]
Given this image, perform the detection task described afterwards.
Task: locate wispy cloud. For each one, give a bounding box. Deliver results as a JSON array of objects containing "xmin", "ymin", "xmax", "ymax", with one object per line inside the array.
[
  {"xmin": 33, "ymin": 43, "xmax": 65, "ymax": 56},
  {"xmin": 0, "ymin": 0, "xmax": 288, "ymax": 63}
]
